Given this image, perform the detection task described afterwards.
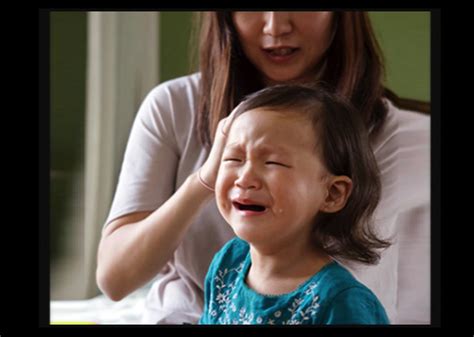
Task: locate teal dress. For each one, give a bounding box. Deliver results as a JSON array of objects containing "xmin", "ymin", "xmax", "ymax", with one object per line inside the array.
[{"xmin": 199, "ymin": 237, "xmax": 389, "ymax": 325}]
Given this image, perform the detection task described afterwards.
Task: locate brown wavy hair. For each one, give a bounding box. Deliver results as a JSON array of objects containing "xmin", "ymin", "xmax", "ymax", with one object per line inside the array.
[
  {"xmin": 196, "ymin": 11, "xmax": 390, "ymax": 148},
  {"xmin": 232, "ymin": 84, "xmax": 391, "ymax": 265}
]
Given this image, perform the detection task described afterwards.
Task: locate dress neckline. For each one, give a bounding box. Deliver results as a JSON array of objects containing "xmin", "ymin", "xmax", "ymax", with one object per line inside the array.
[{"xmin": 238, "ymin": 251, "xmax": 338, "ymax": 299}]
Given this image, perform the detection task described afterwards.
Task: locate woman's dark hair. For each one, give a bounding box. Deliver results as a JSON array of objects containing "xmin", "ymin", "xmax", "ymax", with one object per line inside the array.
[
  {"xmin": 233, "ymin": 84, "xmax": 391, "ymax": 265},
  {"xmin": 196, "ymin": 11, "xmax": 390, "ymax": 148}
]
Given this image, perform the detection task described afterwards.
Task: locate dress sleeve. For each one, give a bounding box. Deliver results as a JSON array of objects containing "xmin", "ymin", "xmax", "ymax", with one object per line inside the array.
[
  {"xmin": 371, "ymin": 102, "xmax": 430, "ymax": 221},
  {"xmin": 104, "ymin": 84, "xmax": 181, "ymax": 226},
  {"xmin": 392, "ymin": 109, "xmax": 431, "ymax": 323},
  {"xmin": 319, "ymin": 287, "xmax": 390, "ymax": 325}
]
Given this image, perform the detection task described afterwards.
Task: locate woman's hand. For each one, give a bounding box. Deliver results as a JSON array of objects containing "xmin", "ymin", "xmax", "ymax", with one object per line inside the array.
[{"xmin": 198, "ymin": 105, "xmax": 241, "ymax": 191}]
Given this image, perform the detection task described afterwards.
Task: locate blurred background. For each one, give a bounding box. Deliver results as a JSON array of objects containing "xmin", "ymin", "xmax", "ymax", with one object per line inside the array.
[{"xmin": 50, "ymin": 11, "xmax": 430, "ymax": 301}]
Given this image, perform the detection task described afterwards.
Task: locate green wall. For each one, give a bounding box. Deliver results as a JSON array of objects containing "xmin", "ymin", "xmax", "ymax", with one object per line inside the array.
[
  {"xmin": 160, "ymin": 11, "xmax": 430, "ymax": 102},
  {"xmin": 50, "ymin": 12, "xmax": 87, "ymax": 261},
  {"xmin": 369, "ymin": 12, "xmax": 430, "ymax": 101},
  {"xmin": 160, "ymin": 12, "xmax": 195, "ymax": 82},
  {"xmin": 50, "ymin": 12, "xmax": 86, "ymax": 171}
]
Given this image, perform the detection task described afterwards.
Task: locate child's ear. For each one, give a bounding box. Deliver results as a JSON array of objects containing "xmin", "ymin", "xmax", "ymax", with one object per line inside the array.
[{"xmin": 320, "ymin": 176, "xmax": 353, "ymax": 213}]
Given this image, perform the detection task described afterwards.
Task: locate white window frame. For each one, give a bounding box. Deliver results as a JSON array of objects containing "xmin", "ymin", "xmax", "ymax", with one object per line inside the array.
[{"xmin": 52, "ymin": 11, "xmax": 160, "ymax": 300}]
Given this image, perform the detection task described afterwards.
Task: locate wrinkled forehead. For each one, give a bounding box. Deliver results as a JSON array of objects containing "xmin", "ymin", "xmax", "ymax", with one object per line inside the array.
[
  {"xmin": 227, "ymin": 107, "xmax": 323, "ymax": 151},
  {"xmin": 234, "ymin": 105, "xmax": 313, "ymax": 123},
  {"xmin": 231, "ymin": 105, "xmax": 323, "ymax": 137},
  {"xmin": 230, "ymin": 107, "xmax": 307, "ymax": 131}
]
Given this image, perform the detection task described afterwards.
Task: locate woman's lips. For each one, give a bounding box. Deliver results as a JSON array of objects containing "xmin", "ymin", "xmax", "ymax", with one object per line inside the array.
[{"xmin": 262, "ymin": 47, "xmax": 299, "ymax": 64}]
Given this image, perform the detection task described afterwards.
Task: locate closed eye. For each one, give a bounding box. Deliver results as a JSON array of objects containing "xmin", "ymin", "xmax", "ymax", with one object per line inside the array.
[
  {"xmin": 266, "ymin": 161, "xmax": 289, "ymax": 168},
  {"xmin": 223, "ymin": 158, "xmax": 242, "ymax": 162}
]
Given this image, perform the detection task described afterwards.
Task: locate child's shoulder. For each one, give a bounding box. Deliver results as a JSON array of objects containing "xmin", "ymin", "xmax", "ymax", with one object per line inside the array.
[
  {"xmin": 217, "ymin": 237, "xmax": 249, "ymax": 259},
  {"xmin": 316, "ymin": 262, "xmax": 390, "ymax": 324},
  {"xmin": 208, "ymin": 237, "xmax": 250, "ymax": 275},
  {"xmin": 317, "ymin": 262, "xmax": 376, "ymax": 300},
  {"xmin": 319, "ymin": 285, "xmax": 390, "ymax": 324},
  {"xmin": 318, "ymin": 262, "xmax": 362, "ymax": 290}
]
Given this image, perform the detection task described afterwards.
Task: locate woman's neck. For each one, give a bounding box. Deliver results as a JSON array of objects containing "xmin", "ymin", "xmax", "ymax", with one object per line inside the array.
[{"xmin": 262, "ymin": 59, "xmax": 328, "ymax": 87}]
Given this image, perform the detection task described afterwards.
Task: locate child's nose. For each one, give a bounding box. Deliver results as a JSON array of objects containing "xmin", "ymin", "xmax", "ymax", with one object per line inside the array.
[{"xmin": 234, "ymin": 163, "xmax": 262, "ymax": 190}]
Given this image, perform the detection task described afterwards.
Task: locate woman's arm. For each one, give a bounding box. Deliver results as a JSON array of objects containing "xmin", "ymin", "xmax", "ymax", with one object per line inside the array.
[
  {"xmin": 96, "ymin": 172, "xmax": 213, "ymax": 301},
  {"xmin": 96, "ymin": 107, "xmax": 238, "ymax": 301}
]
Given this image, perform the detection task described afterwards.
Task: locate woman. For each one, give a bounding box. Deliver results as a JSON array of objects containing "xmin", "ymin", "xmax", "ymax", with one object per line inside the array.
[{"xmin": 96, "ymin": 12, "xmax": 430, "ymax": 324}]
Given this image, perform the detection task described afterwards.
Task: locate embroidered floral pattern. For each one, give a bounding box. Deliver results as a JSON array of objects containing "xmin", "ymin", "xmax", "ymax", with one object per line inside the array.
[{"xmin": 206, "ymin": 263, "xmax": 321, "ymax": 325}]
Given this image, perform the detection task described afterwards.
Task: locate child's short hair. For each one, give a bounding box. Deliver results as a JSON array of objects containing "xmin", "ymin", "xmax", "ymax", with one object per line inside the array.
[{"xmin": 233, "ymin": 84, "xmax": 391, "ymax": 265}]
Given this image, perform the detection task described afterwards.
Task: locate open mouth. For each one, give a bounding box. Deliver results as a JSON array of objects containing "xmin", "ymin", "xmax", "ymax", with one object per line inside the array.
[
  {"xmin": 232, "ymin": 201, "xmax": 267, "ymax": 213},
  {"xmin": 264, "ymin": 47, "xmax": 299, "ymax": 57}
]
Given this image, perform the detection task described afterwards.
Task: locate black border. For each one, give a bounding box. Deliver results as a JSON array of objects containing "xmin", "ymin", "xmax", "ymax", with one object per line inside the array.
[
  {"xmin": 430, "ymin": 9, "xmax": 440, "ymax": 328},
  {"xmin": 39, "ymin": 7, "xmax": 51, "ymax": 329}
]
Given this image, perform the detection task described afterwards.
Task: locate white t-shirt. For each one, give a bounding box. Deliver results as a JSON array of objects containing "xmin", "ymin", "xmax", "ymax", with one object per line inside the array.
[{"xmin": 105, "ymin": 73, "xmax": 430, "ymax": 324}]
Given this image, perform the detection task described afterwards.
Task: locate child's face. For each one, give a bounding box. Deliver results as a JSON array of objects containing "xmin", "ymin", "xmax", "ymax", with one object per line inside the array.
[{"xmin": 216, "ymin": 108, "xmax": 331, "ymax": 248}]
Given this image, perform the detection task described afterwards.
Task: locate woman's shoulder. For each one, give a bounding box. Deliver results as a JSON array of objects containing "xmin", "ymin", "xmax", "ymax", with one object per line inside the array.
[
  {"xmin": 134, "ymin": 73, "xmax": 201, "ymax": 138},
  {"xmin": 372, "ymin": 98, "xmax": 430, "ymax": 153},
  {"xmin": 383, "ymin": 98, "xmax": 430, "ymax": 134},
  {"xmin": 387, "ymin": 98, "xmax": 430, "ymax": 128},
  {"xmin": 154, "ymin": 72, "xmax": 201, "ymax": 90},
  {"xmin": 145, "ymin": 72, "xmax": 201, "ymax": 103}
]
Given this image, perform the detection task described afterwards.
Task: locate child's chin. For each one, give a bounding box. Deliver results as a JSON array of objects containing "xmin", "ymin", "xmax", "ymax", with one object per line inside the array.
[{"xmin": 231, "ymin": 226, "xmax": 262, "ymax": 244}]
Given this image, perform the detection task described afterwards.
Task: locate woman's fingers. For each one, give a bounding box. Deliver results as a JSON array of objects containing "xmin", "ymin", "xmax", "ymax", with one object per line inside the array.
[{"xmin": 198, "ymin": 103, "xmax": 244, "ymax": 190}]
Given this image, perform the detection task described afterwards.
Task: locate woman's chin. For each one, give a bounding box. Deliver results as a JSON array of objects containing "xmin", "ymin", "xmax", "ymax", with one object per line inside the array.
[{"xmin": 263, "ymin": 73, "xmax": 310, "ymax": 86}]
